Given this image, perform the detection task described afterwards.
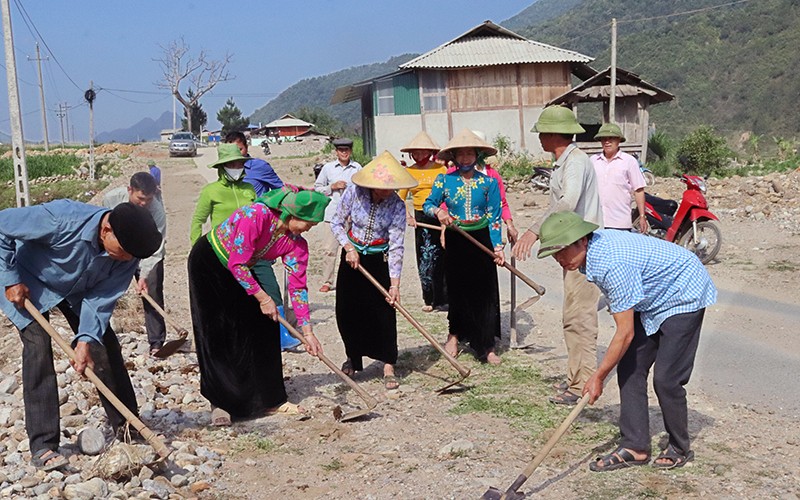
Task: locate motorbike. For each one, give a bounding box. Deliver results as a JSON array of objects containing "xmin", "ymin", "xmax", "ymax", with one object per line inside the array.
[
  {"xmin": 631, "ymin": 152, "xmax": 656, "ymax": 186},
  {"xmin": 262, "ymin": 141, "xmax": 271, "ymax": 156},
  {"xmin": 529, "ymin": 165, "xmax": 553, "ymax": 193},
  {"xmin": 633, "ymin": 173, "xmax": 722, "ymax": 264}
]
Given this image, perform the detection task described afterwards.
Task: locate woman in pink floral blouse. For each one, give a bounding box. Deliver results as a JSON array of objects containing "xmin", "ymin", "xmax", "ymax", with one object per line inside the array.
[{"xmin": 187, "ymin": 187, "xmax": 329, "ymax": 426}]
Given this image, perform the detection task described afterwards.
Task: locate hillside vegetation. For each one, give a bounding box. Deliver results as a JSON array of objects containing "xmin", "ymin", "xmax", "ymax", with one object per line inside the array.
[{"xmin": 249, "ymin": 54, "xmax": 417, "ymax": 131}]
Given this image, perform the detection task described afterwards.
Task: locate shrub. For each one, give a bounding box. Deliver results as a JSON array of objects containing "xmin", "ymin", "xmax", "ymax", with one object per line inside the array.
[
  {"xmin": 0, "ymin": 153, "xmax": 81, "ymax": 182},
  {"xmin": 675, "ymin": 126, "xmax": 733, "ymax": 177},
  {"xmin": 647, "ymin": 131, "xmax": 673, "ymax": 161}
]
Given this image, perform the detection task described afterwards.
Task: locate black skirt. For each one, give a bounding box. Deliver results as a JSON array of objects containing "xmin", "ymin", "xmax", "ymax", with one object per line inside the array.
[
  {"xmin": 414, "ymin": 210, "xmax": 448, "ymax": 308},
  {"xmin": 444, "ymin": 226, "xmax": 500, "ymax": 359},
  {"xmin": 187, "ymin": 237, "xmax": 286, "ymax": 418},
  {"xmin": 335, "ymin": 251, "xmax": 397, "ymax": 371}
]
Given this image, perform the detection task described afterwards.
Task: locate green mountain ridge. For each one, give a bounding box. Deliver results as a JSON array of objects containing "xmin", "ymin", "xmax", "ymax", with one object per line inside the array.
[{"xmin": 249, "ymin": 0, "xmax": 800, "ymax": 141}]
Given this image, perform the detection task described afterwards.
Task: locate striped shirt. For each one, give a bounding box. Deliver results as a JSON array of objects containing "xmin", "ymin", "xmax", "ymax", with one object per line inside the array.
[{"xmin": 584, "ymin": 230, "xmax": 717, "ymax": 335}]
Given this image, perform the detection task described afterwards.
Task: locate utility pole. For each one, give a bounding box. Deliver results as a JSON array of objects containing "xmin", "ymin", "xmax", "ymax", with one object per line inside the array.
[
  {"xmin": 86, "ymin": 82, "xmax": 96, "ymax": 179},
  {"xmin": 28, "ymin": 43, "xmax": 49, "ymax": 151},
  {"xmin": 2, "ymin": 0, "xmax": 31, "ymax": 206},
  {"xmin": 172, "ymin": 86, "xmax": 177, "ymax": 133},
  {"xmin": 64, "ymin": 103, "xmax": 70, "ymax": 143},
  {"xmin": 56, "ymin": 103, "xmax": 66, "ymax": 148},
  {"xmin": 609, "ymin": 17, "xmax": 617, "ymax": 123}
]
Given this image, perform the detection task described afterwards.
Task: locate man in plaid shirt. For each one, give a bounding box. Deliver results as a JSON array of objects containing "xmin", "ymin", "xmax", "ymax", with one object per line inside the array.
[{"xmin": 537, "ymin": 211, "xmax": 717, "ymax": 472}]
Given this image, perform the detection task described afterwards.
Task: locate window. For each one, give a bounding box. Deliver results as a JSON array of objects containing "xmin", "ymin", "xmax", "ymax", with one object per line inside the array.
[
  {"xmin": 419, "ymin": 71, "xmax": 447, "ymax": 113},
  {"xmin": 376, "ymin": 79, "xmax": 394, "ymax": 116}
]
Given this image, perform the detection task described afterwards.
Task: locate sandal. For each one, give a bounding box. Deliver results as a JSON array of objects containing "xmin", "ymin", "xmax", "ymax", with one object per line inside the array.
[
  {"xmin": 653, "ymin": 445, "xmax": 694, "ymax": 469},
  {"xmin": 383, "ymin": 375, "xmax": 400, "ymax": 390},
  {"xmin": 549, "ymin": 390, "xmax": 580, "ymax": 406},
  {"xmin": 589, "ymin": 447, "xmax": 651, "ymax": 472},
  {"xmin": 210, "ymin": 407, "xmax": 231, "ymax": 427},
  {"xmin": 266, "ymin": 402, "xmax": 306, "ymax": 416},
  {"xmin": 341, "ymin": 359, "xmax": 355, "ymax": 377},
  {"xmin": 31, "ymin": 449, "xmax": 68, "ymax": 472},
  {"xmin": 552, "ymin": 380, "xmax": 568, "ymax": 391}
]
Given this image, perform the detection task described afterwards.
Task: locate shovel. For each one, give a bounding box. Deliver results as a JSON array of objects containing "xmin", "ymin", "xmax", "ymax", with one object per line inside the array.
[
  {"xmin": 137, "ymin": 290, "xmax": 189, "ymax": 358},
  {"xmin": 274, "ymin": 315, "xmax": 378, "ymax": 422},
  {"xmin": 482, "ymin": 393, "xmax": 590, "ymax": 499},
  {"xmin": 356, "ymin": 264, "xmax": 470, "ymax": 392},
  {"xmin": 23, "ymin": 299, "xmax": 171, "ymax": 460}
]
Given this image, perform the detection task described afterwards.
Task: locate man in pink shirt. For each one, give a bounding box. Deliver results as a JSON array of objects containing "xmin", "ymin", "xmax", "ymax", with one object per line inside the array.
[{"xmin": 591, "ymin": 123, "xmax": 648, "ymax": 232}]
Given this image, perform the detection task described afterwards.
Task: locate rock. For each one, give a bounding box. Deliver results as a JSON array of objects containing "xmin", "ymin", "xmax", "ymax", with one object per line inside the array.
[
  {"xmin": 60, "ymin": 402, "xmax": 79, "ymax": 417},
  {"xmin": 170, "ymin": 474, "xmax": 188, "ymax": 487},
  {"xmin": 138, "ymin": 465, "xmax": 154, "ymax": 481},
  {"xmin": 0, "ymin": 376, "xmax": 19, "ymax": 394},
  {"xmin": 4, "ymin": 451, "xmax": 23, "ymax": 466},
  {"xmin": 0, "ymin": 407, "xmax": 11, "ymax": 426},
  {"xmin": 190, "ymin": 481, "xmax": 211, "ymax": 493},
  {"xmin": 63, "ymin": 477, "xmax": 108, "ymax": 500},
  {"xmin": 78, "ymin": 428, "xmax": 106, "ymax": 455},
  {"xmin": 438, "ymin": 439, "xmax": 474, "ymax": 457},
  {"xmin": 16, "ymin": 437, "xmax": 29, "ymax": 452},
  {"xmin": 32, "ymin": 481, "xmax": 53, "ymax": 496},
  {"xmin": 62, "ymin": 415, "xmax": 85, "ymax": 428},
  {"xmin": 141, "ymin": 478, "xmax": 172, "ymax": 499}
]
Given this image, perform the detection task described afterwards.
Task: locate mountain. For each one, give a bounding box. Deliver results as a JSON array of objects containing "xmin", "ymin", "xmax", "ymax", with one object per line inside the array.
[
  {"xmin": 502, "ymin": 0, "xmax": 583, "ymax": 31},
  {"xmin": 96, "ymin": 110, "xmax": 173, "ymax": 143},
  {"xmin": 511, "ymin": 0, "xmax": 800, "ymax": 139},
  {"xmin": 249, "ymin": 54, "xmax": 418, "ymax": 130}
]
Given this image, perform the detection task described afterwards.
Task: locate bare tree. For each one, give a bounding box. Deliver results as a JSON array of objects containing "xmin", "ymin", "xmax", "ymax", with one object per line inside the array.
[{"xmin": 154, "ymin": 37, "xmax": 233, "ymax": 135}]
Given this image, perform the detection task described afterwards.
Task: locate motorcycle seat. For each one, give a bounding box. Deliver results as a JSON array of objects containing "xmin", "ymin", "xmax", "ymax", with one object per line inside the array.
[{"xmin": 645, "ymin": 193, "xmax": 678, "ymax": 217}]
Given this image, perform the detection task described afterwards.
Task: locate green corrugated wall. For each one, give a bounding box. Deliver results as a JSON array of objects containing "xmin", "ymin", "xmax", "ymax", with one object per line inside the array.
[{"xmin": 372, "ymin": 73, "xmax": 420, "ymax": 116}]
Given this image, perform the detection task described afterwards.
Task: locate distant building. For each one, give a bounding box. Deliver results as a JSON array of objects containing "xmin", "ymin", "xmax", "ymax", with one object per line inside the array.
[
  {"xmin": 262, "ymin": 114, "xmax": 314, "ymax": 140},
  {"xmin": 331, "ymin": 21, "xmax": 595, "ymax": 158},
  {"xmin": 160, "ymin": 129, "xmax": 181, "ymax": 143}
]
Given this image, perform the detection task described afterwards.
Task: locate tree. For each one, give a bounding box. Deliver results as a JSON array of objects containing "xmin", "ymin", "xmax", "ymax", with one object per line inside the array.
[
  {"xmin": 155, "ymin": 37, "xmax": 232, "ymax": 135},
  {"xmin": 217, "ymin": 98, "xmax": 249, "ymax": 137},
  {"xmin": 294, "ymin": 106, "xmax": 346, "ymax": 137},
  {"xmin": 181, "ymin": 89, "xmax": 207, "ymax": 136}
]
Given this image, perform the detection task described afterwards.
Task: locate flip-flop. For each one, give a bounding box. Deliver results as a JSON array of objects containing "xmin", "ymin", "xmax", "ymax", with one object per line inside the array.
[
  {"xmin": 266, "ymin": 402, "xmax": 306, "ymax": 416},
  {"xmin": 589, "ymin": 447, "xmax": 651, "ymax": 472},
  {"xmin": 653, "ymin": 446, "xmax": 694, "ymax": 469},
  {"xmin": 210, "ymin": 407, "xmax": 231, "ymax": 427},
  {"xmin": 549, "ymin": 390, "xmax": 580, "ymax": 405},
  {"xmin": 383, "ymin": 375, "xmax": 400, "ymax": 390},
  {"xmin": 31, "ymin": 449, "xmax": 68, "ymax": 472}
]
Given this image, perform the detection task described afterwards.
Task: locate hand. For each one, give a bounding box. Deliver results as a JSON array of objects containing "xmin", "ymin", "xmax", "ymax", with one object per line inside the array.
[
  {"xmin": 303, "ymin": 332, "xmax": 322, "ymax": 357},
  {"xmin": 71, "ymin": 341, "xmax": 95, "ymax": 376},
  {"xmin": 345, "ymin": 248, "xmax": 360, "ymax": 269},
  {"xmin": 406, "ymin": 215, "xmax": 417, "ymax": 228},
  {"xmin": 331, "ymin": 180, "xmax": 347, "ymax": 191},
  {"xmin": 506, "ymin": 222, "xmax": 519, "ymax": 244},
  {"xmin": 512, "ymin": 230, "xmax": 539, "ymax": 261},
  {"xmin": 436, "ymin": 208, "xmax": 453, "ymax": 227},
  {"xmin": 386, "ymin": 285, "xmax": 400, "ymax": 305},
  {"xmin": 258, "ymin": 297, "xmax": 279, "ymax": 322},
  {"xmin": 582, "ymin": 373, "xmax": 604, "ymax": 404},
  {"xmin": 493, "ymin": 249, "xmax": 505, "ymax": 267},
  {"xmin": 135, "ymin": 278, "xmax": 148, "ymax": 295},
  {"xmin": 638, "ymin": 216, "xmax": 649, "ymax": 234},
  {"xmin": 4, "ymin": 283, "xmax": 29, "ymax": 308}
]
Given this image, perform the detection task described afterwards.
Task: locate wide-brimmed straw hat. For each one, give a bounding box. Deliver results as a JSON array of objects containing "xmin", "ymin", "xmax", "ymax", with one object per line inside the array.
[
  {"xmin": 594, "ymin": 123, "xmax": 626, "ymax": 142},
  {"xmin": 537, "ymin": 211, "xmax": 599, "ymax": 259},
  {"xmin": 438, "ymin": 128, "xmax": 498, "ymax": 160},
  {"xmin": 400, "ymin": 131, "xmax": 440, "ymax": 153},
  {"xmin": 209, "ymin": 143, "xmax": 248, "ymax": 169},
  {"xmin": 351, "ymin": 151, "xmax": 418, "ymax": 190}
]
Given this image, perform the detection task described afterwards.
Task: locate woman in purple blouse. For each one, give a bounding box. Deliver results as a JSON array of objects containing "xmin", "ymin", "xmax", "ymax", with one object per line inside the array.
[
  {"xmin": 331, "ymin": 151, "xmax": 417, "ymax": 390},
  {"xmin": 187, "ymin": 187, "xmax": 329, "ymax": 426}
]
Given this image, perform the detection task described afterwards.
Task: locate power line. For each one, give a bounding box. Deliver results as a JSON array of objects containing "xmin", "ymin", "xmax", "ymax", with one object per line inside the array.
[
  {"xmin": 98, "ymin": 87, "xmax": 171, "ymax": 105},
  {"xmin": 617, "ymin": 0, "xmax": 753, "ymax": 24},
  {"xmin": 11, "ymin": 0, "xmax": 83, "ymax": 92}
]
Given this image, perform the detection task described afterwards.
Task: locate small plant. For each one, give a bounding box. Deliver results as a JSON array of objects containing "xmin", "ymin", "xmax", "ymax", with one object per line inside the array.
[
  {"xmin": 675, "ymin": 126, "xmax": 733, "ymax": 177},
  {"xmin": 647, "ymin": 131, "xmax": 673, "ymax": 162},
  {"xmin": 321, "ymin": 458, "xmax": 343, "ymax": 471},
  {"xmin": 767, "ymin": 260, "xmax": 797, "ymax": 272},
  {"xmin": 492, "ymin": 134, "xmax": 513, "ymax": 157}
]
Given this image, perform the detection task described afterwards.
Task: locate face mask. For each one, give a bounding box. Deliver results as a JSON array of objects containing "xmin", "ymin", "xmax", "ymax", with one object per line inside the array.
[
  {"xmin": 224, "ymin": 167, "xmax": 244, "ymax": 181},
  {"xmin": 458, "ymin": 162, "xmax": 476, "ymax": 173}
]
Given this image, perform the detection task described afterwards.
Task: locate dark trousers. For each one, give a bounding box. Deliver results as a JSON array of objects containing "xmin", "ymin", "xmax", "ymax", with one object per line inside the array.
[
  {"xmin": 617, "ymin": 309, "xmax": 704, "ymax": 455},
  {"xmin": 140, "ymin": 260, "xmax": 167, "ymax": 349},
  {"xmin": 18, "ymin": 301, "xmax": 138, "ymax": 454}
]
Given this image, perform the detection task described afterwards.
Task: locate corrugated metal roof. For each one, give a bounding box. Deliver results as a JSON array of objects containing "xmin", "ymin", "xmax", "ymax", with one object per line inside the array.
[
  {"xmin": 264, "ymin": 117, "xmax": 314, "ymax": 128},
  {"xmin": 400, "ymin": 36, "xmax": 592, "ymax": 69}
]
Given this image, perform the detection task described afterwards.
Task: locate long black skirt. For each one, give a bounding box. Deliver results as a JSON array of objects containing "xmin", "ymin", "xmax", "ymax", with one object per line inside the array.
[
  {"xmin": 445, "ymin": 226, "xmax": 500, "ymax": 360},
  {"xmin": 335, "ymin": 251, "xmax": 397, "ymax": 372},
  {"xmin": 187, "ymin": 237, "xmax": 286, "ymax": 418},
  {"xmin": 414, "ymin": 210, "xmax": 448, "ymax": 308}
]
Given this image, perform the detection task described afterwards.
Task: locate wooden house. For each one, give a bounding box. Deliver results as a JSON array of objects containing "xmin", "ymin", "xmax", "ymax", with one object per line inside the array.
[
  {"xmin": 547, "ymin": 67, "xmax": 674, "ymax": 163},
  {"xmin": 263, "ymin": 114, "xmax": 314, "ymax": 139},
  {"xmin": 331, "ymin": 21, "xmax": 594, "ymax": 158}
]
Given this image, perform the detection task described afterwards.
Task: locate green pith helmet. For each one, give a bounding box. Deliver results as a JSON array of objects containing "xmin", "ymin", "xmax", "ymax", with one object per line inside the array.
[
  {"xmin": 537, "ymin": 211, "xmax": 599, "ymax": 259},
  {"xmin": 531, "ymin": 106, "xmax": 586, "ymax": 134},
  {"xmin": 594, "ymin": 123, "xmax": 626, "ymax": 142}
]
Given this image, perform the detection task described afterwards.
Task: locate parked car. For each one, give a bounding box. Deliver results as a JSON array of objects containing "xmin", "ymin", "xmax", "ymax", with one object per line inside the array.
[{"xmin": 169, "ymin": 132, "xmax": 198, "ymax": 157}]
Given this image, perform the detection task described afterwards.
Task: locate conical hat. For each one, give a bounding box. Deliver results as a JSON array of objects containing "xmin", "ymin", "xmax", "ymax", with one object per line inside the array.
[
  {"xmin": 438, "ymin": 128, "xmax": 498, "ymax": 160},
  {"xmin": 400, "ymin": 131, "xmax": 441, "ymax": 153},
  {"xmin": 351, "ymin": 151, "xmax": 419, "ymax": 190}
]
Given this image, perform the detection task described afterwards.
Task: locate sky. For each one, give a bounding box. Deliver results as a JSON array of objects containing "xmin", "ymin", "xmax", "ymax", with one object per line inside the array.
[{"xmin": 0, "ymin": 0, "xmax": 534, "ymax": 143}]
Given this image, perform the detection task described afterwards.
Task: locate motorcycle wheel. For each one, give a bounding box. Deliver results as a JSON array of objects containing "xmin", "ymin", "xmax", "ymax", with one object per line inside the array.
[
  {"xmin": 530, "ymin": 173, "xmax": 550, "ymax": 193},
  {"xmin": 643, "ymin": 171, "xmax": 656, "ymax": 186},
  {"xmin": 677, "ymin": 220, "xmax": 722, "ymax": 264}
]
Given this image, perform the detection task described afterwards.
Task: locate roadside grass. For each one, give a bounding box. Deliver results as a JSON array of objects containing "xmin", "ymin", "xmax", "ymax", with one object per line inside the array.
[
  {"xmin": 0, "ymin": 153, "xmax": 82, "ymax": 182},
  {"xmin": 321, "ymin": 458, "xmax": 344, "ymax": 471},
  {"xmin": 231, "ymin": 432, "xmax": 277, "ymax": 454},
  {"xmin": 0, "ymin": 178, "xmax": 109, "ymax": 209},
  {"xmin": 767, "ymin": 260, "xmax": 797, "ymax": 272}
]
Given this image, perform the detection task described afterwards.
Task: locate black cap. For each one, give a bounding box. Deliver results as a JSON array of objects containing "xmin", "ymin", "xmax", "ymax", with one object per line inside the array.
[
  {"xmin": 332, "ymin": 138, "xmax": 353, "ymax": 148},
  {"xmin": 107, "ymin": 203, "xmax": 162, "ymax": 258}
]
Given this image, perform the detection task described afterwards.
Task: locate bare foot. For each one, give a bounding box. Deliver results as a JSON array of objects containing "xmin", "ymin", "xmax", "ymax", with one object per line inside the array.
[
  {"xmin": 444, "ymin": 335, "xmax": 458, "ymax": 358},
  {"xmin": 486, "ymin": 352, "xmax": 502, "ymax": 365}
]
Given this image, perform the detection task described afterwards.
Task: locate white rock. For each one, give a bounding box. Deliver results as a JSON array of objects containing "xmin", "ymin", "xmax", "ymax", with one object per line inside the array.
[
  {"xmin": 437, "ymin": 439, "xmax": 474, "ymax": 457},
  {"xmin": 0, "ymin": 376, "xmax": 19, "ymax": 394},
  {"xmin": 77, "ymin": 428, "xmax": 105, "ymax": 456}
]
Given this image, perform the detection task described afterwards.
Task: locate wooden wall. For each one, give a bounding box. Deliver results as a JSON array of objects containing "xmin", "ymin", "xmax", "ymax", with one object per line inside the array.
[{"xmin": 447, "ymin": 63, "xmax": 571, "ymax": 112}]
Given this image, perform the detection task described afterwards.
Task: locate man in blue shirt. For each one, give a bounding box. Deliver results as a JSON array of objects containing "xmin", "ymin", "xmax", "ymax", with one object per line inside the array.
[
  {"xmin": 537, "ymin": 211, "xmax": 716, "ymax": 472},
  {"xmin": 0, "ymin": 200, "xmax": 161, "ymax": 471},
  {"xmin": 225, "ymin": 131, "xmax": 284, "ymax": 196}
]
